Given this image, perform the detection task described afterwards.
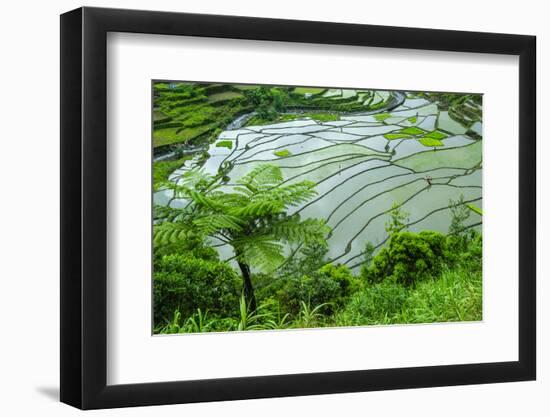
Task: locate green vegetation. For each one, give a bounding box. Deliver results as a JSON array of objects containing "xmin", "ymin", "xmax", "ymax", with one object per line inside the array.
[
  {"xmin": 407, "ymin": 115, "xmax": 418, "ymax": 123},
  {"xmin": 418, "ymin": 91, "xmax": 482, "ymax": 128},
  {"xmin": 399, "ymin": 126, "xmax": 426, "ymax": 135},
  {"xmin": 240, "ymin": 85, "xmax": 380, "ymax": 127},
  {"xmin": 467, "ymin": 204, "xmax": 483, "ymax": 216},
  {"xmin": 153, "ymin": 123, "xmax": 219, "ymax": 148},
  {"xmin": 294, "ymin": 87, "xmax": 326, "ymax": 95},
  {"xmin": 419, "ymin": 137, "xmax": 444, "ymax": 147},
  {"xmin": 384, "ymin": 133, "xmax": 412, "ymax": 140},
  {"xmin": 374, "ymin": 113, "xmax": 391, "ymax": 122},
  {"xmin": 336, "ymin": 267, "xmax": 481, "ymax": 325},
  {"xmin": 301, "ymin": 112, "xmax": 340, "ymax": 122},
  {"xmin": 154, "ymin": 253, "xmax": 241, "ymax": 324},
  {"xmin": 152, "ymin": 83, "xmax": 252, "ymax": 148},
  {"xmin": 234, "ymin": 84, "xmax": 258, "ymax": 90},
  {"xmin": 153, "ymin": 110, "xmax": 168, "ymax": 121},
  {"xmin": 274, "ymin": 149, "xmax": 291, "ymax": 157},
  {"xmin": 216, "ymin": 140, "xmax": 233, "ymax": 149},
  {"xmin": 153, "ymin": 156, "xmax": 190, "ymax": 191},
  {"xmin": 152, "ymin": 81, "xmax": 399, "ymax": 150},
  {"xmin": 423, "ymin": 130, "xmax": 448, "ymax": 140},
  {"xmin": 207, "ymin": 91, "xmax": 242, "ymax": 103},
  {"xmin": 363, "ymin": 230, "xmax": 448, "ymax": 285},
  {"xmin": 248, "ymin": 112, "xmax": 340, "ymax": 126}
]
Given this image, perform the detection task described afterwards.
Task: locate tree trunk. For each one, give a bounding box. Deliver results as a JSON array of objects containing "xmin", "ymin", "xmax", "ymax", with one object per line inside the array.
[{"xmin": 237, "ymin": 261, "xmax": 257, "ymax": 312}]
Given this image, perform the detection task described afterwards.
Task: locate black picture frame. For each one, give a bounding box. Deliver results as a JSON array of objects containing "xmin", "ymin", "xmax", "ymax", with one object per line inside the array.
[{"xmin": 60, "ymin": 6, "xmax": 536, "ymax": 410}]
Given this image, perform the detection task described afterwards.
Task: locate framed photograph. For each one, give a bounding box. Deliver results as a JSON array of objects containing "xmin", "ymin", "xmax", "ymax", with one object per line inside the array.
[{"xmin": 60, "ymin": 6, "xmax": 536, "ymax": 409}]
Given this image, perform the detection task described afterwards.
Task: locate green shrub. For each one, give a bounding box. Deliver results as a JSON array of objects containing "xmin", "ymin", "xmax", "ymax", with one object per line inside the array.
[
  {"xmin": 317, "ymin": 264, "xmax": 362, "ymax": 299},
  {"xmin": 363, "ymin": 230, "xmax": 448, "ymax": 286},
  {"xmin": 153, "ymin": 254, "xmax": 241, "ymax": 324},
  {"xmin": 264, "ymin": 264, "xmax": 361, "ymax": 315},
  {"xmin": 446, "ymin": 231, "xmax": 482, "ymax": 272}
]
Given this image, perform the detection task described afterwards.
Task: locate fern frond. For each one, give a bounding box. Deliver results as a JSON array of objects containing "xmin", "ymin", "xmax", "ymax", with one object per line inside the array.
[
  {"xmin": 212, "ymin": 192, "xmax": 250, "ymax": 208},
  {"xmin": 153, "ymin": 204, "xmax": 184, "ymax": 222},
  {"xmin": 178, "ymin": 167, "xmax": 214, "ymax": 187},
  {"xmin": 185, "ymin": 189, "xmax": 223, "ymax": 210},
  {"xmin": 238, "ymin": 164, "xmax": 283, "ymax": 189},
  {"xmin": 153, "ymin": 222, "xmax": 193, "ymax": 245},
  {"xmin": 230, "ymin": 199, "xmax": 285, "ymax": 218},
  {"xmin": 231, "ymin": 185, "xmax": 256, "ymax": 197},
  {"xmin": 233, "ymin": 235, "xmax": 285, "ymax": 272},
  {"xmin": 192, "ymin": 214, "xmax": 244, "ymax": 234},
  {"xmin": 271, "ymin": 217, "xmax": 330, "ymax": 244},
  {"xmin": 267, "ymin": 181, "xmax": 317, "ymax": 207}
]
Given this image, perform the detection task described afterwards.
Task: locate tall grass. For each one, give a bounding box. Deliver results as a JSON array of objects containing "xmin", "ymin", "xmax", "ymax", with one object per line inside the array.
[{"xmin": 334, "ymin": 267, "xmax": 482, "ymax": 326}]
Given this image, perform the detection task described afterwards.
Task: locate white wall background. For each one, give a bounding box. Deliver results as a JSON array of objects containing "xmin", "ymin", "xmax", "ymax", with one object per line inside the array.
[{"xmin": 0, "ymin": 0, "xmax": 545, "ymax": 415}]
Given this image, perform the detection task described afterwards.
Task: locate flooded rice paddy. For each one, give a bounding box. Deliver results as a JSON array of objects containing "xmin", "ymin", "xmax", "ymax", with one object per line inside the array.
[{"xmin": 154, "ymin": 93, "xmax": 482, "ymax": 271}]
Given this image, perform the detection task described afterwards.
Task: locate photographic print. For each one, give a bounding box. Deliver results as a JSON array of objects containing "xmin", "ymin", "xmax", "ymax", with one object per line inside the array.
[{"xmin": 152, "ymin": 82, "xmax": 482, "ymax": 335}]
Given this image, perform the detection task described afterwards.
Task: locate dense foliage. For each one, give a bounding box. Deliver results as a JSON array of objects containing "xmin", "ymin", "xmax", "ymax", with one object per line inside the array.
[
  {"xmin": 154, "ymin": 254, "xmax": 241, "ymax": 323},
  {"xmin": 363, "ymin": 230, "xmax": 448, "ymax": 286},
  {"xmin": 257, "ymin": 263, "xmax": 361, "ymax": 315}
]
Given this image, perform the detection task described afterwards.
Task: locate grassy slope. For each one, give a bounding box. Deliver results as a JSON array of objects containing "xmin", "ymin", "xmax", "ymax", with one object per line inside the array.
[
  {"xmin": 152, "ymin": 83, "xmax": 249, "ymax": 148},
  {"xmin": 335, "ymin": 267, "xmax": 482, "ymax": 326},
  {"xmin": 153, "ymin": 156, "xmax": 190, "ymax": 191}
]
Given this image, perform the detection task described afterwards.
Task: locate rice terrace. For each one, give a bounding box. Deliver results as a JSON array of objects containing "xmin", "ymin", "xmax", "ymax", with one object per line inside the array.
[{"xmin": 152, "ymin": 81, "xmax": 483, "ymax": 334}]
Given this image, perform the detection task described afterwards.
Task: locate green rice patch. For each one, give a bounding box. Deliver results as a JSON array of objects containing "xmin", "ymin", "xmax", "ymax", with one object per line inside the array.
[
  {"xmin": 399, "ymin": 126, "xmax": 426, "ymax": 135},
  {"xmin": 423, "ymin": 130, "xmax": 448, "ymax": 140},
  {"xmin": 207, "ymin": 91, "xmax": 242, "ymax": 103},
  {"xmin": 305, "ymin": 113, "xmax": 339, "ymax": 122},
  {"xmin": 407, "ymin": 115, "xmax": 418, "ymax": 123},
  {"xmin": 419, "ymin": 137, "xmax": 444, "ymax": 147},
  {"xmin": 153, "ymin": 123, "xmax": 217, "ymax": 147},
  {"xmin": 384, "ymin": 133, "xmax": 413, "ymax": 140},
  {"xmin": 274, "ymin": 149, "xmax": 292, "ymax": 157},
  {"xmin": 374, "ymin": 113, "xmax": 391, "ymax": 122},
  {"xmin": 233, "ymin": 84, "xmax": 257, "ymax": 90},
  {"xmin": 294, "ymin": 87, "xmax": 326, "ymax": 95},
  {"xmin": 153, "ymin": 110, "xmax": 169, "ymax": 121},
  {"xmin": 216, "ymin": 140, "xmax": 233, "ymax": 149},
  {"xmin": 466, "ymin": 204, "xmax": 483, "ymax": 216}
]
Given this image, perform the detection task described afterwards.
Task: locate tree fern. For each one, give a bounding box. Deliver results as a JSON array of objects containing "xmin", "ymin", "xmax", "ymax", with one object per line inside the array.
[{"xmin": 154, "ymin": 163, "xmax": 331, "ymax": 310}]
